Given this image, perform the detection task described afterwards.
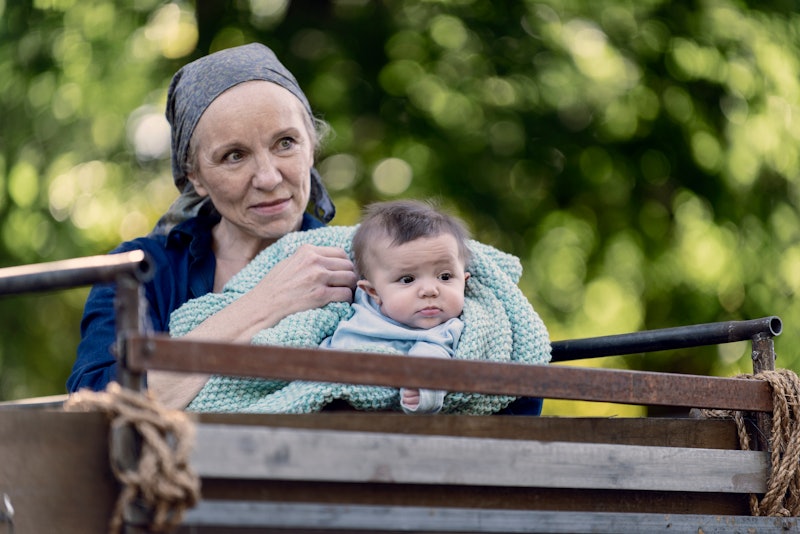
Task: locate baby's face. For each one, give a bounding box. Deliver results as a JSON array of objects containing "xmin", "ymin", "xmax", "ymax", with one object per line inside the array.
[{"xmin": 359, "ymin": 233, "xmax": 470, "ymax": 329}]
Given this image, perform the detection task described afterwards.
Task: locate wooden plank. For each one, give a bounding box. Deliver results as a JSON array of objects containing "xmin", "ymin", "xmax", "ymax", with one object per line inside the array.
[
  {"xmin": 0, "ymin": 394, "xmax": 67, "ymax": 410},
  {"xmin": 197, "ymin": 412, "xmax": 744, "ymax": 450},
  {"xmin": 128, "ymin": 335, "xmax": 774, "ymax": 412},
  {"xmin": 0, "ymin": 408, "xmax": 764, "ymax": 533},
  {"xmin": 0, "ymin": 410, "xmax": 117, "ymax": 534},
  {"xmin": 0, "ymin": 409, "xmax": 760, "ymax": 532},
  {"xmin": 178, "ymin": 501, "xmax": 800, "ymax": 533},
  {"xmin": 192, "ymin": 424, "xmax": 767, "ymax": 493},
  {"xmin": 196, "ymin": 414, "xmax": 751, "ymax": 515},
  {"xmin": 199, "ymin": 478, "xmax": 752, "ymax": 516}
]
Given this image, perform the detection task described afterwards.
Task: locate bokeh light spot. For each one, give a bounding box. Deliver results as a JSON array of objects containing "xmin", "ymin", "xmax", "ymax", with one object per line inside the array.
[
  {"xmin": 319, "ymin": 153, "xmax": 359, "ymax": 191},
  {"xmin": 429, "ymin": 14, "xmax": 468, "ymax": 50},
  {"xmin": 145, "ymin": 3, "xmax": 198, "ymax": 59},
  {"xmin": 8, "ymin": 161, "xmax": 39, "ymax": 208},
  {"xmin": 372, "ymin": 157, "xmax": 412, "ymax": 195}
]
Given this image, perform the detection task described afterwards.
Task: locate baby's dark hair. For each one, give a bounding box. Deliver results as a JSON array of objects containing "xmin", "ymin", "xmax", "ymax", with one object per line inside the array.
[{"xmin": 352, "ymin": 199, "xmax": 471, "ymax": 279}]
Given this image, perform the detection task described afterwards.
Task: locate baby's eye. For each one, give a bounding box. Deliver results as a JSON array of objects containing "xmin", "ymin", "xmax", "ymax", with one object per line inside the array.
[
  {"xmin": 439, "ymin": 272, "xmax": 453, "ymax": 281},
  {"xmin": 399, "ymin": 275, "xmax": 415, "ymax": 284}
]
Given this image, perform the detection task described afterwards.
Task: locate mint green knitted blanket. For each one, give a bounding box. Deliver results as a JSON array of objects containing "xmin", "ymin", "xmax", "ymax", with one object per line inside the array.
[{"xmin": 169, "ymin": 225, "xmax": 551, "ymax": 414}]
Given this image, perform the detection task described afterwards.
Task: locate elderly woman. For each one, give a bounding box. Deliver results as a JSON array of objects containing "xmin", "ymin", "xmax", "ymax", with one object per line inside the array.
[{"xmin": 67, "ymin": 43, "xmax": 357, "ymax": 408}]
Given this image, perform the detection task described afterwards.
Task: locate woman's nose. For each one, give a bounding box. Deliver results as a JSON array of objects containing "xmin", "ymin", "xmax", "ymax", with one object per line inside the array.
[{"xmin": 251, "ymin": 153, "xmax": 281, "ymax": 189}]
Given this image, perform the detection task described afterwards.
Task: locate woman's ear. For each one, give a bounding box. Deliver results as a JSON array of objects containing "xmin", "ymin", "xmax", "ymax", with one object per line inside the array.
[
  {"xmin": 187, "ymin": 171, "xmax": 209, "ymax": 197},
  {"xmin": 357, "ymin": 279, "xmax": 381, "ymax": 305}
]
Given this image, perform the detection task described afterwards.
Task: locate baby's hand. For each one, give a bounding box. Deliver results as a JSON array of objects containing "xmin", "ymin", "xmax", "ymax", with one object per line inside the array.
[{"xmin": 401, "ymin": 388, "xmax": 420, "ymax": 409}]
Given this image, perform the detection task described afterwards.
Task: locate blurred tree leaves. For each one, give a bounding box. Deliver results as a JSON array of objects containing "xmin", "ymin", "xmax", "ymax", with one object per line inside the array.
[{"xmin": 2, "ymin": 0, "xmax": 800, "ymax": 413}]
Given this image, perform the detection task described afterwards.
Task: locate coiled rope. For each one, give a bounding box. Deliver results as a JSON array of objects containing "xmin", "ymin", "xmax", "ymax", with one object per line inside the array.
[
  {"xmin": 702, "ymin": 368, "xmax": 800, "ymax": 516},
  {"xmin": 64, "ymin": 383, "xmax": 200, "ymax": 533}
]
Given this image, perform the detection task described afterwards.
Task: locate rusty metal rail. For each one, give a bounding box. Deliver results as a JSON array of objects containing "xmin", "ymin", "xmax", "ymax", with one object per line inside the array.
[
  {"xmin": 551, "ymin": 316, "xmax": 782, "ymax": 361},
  {"xmin": 0, "ymin": 250, "xmax": 153, "ymax": 391},
  {"xmin": 0, "ymin": 250, "xmax": 152, "ymax": 295},
  {"xmin": 127, "ymin": 335, "xmax": 775, "ymax": 412}
]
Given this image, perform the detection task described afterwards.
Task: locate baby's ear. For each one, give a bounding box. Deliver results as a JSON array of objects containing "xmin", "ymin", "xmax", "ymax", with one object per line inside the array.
[
  {"xmin": 464, "ymin": 272, "xmax": 471, "ymax": 281},
  {"xmin": 357, "ymin": 279, "xmax": 381, "ymax": 304}
]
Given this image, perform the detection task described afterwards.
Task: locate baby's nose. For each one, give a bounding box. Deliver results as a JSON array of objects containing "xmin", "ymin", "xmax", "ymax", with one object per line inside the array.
[{"xmin": 420, "ymin": 282, "xmax": 440, "ymax": 297}]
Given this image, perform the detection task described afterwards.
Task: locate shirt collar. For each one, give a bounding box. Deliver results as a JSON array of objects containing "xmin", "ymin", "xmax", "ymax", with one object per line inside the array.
[{"xmin": 165, "ymin": 212, "xmax": 326, "ymax": 257}]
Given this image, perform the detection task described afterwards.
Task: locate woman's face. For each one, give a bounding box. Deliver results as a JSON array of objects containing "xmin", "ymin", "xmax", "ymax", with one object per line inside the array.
[{"xmin": 187, "ymin": 80, "xmax": 314, "ymax": 250}]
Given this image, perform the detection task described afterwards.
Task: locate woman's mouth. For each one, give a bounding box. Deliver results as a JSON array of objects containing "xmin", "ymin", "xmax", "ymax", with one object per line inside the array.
[{"xmin": 250, "ymin": 198, "xmax": 291, "ymax": 215}]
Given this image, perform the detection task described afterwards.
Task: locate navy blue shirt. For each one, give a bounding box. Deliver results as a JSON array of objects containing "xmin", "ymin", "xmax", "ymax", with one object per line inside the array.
[{"xmin": 67, "ymin": 213, "xmax": 324, "ymax": 392}]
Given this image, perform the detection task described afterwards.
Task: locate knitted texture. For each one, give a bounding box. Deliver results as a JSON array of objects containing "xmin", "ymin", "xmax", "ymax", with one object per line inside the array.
[{"xmin": 169, "ymin": 225, "xmax": 551, "ymax": 413}]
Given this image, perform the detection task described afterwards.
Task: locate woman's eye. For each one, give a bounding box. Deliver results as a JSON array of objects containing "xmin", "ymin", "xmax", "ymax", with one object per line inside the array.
[
  {"xmin": 223, "ymin": 151, "xmax": 244, "ymax": 163},
  {"xmin": 277, "ymin": 137, "xmax": 296, "ymax": 151}
]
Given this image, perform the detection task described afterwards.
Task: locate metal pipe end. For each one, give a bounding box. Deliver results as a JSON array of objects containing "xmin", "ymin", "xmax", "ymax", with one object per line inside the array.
[
  {"xmin": 128, "ymin": 250, "xmax": 155, "ymax": 283},
  {"xmin": 768, "ymin": 316, "xmax": 783, "ymax": 337}
]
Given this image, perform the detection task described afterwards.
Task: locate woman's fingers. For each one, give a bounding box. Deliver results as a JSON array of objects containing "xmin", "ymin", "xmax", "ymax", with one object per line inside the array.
[
  {"xmin": 325, "ymin": 284, "xmax": 356, "ymax": 303},
  {"xmin": 326, "ymin": 268, "xmax": 358, "ymax": 288},
  {"xmin": 255, "ymin": 244, "xmax": 357, "ymax": 311}
]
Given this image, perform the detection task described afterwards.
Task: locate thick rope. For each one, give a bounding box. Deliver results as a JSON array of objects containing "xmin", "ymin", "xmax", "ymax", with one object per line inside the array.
[
  {"xmin": 64, "ymin": 383, "xmax": 201, "ymax": 533},
  {"xmin": 701, "ymin": 368, "xmax": 800, "ymax": 516}
]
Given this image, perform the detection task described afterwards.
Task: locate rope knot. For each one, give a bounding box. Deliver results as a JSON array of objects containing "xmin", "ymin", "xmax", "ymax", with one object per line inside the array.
[
  {"xmin": 701, "ymin": 368, "xmax": 800, "ymax": 517},
  {"xmin": 65, "ymin": 383, "xmax": 201, "ymax": 533}
]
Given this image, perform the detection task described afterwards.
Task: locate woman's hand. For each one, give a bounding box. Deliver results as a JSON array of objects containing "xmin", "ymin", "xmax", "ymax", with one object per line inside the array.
[
  {"xmin": 184, "ymin": 244, "xmax": 355, "ymax": 344},
  {"xmin": 149, "ymin": 245, "xmax": 356, "ymax": 409},
  {"xmin": 256, "ymin": 244, "xmax": 356, "ymax": 316}
]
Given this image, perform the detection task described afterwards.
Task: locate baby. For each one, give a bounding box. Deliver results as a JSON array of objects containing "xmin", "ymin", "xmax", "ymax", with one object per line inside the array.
[{"xmin": 321, "ymin": 199, "xmax": 471, "ymax": 414}]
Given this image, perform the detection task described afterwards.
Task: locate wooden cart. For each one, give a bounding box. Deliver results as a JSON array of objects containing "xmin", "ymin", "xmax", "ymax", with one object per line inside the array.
[{"xmin": 0, "ymin": 252, "xmax": 796, "ymax": 533}]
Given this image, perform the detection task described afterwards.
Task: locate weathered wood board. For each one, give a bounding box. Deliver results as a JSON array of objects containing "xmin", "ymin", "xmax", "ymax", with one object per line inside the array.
[
  {"xmin": 178, "ymin": 501, "xmax": 800, "ymax": 533},
  {"xmin": 0, "ymin": 410, "xmax": 778, "ymax": 533},
  {"xmin": 192, "ymin": 424, "xmax": 767, "ymax": 492},
  {"xmin": 0, "ymin": 410, "xmax": 117, "ymax": 534}
]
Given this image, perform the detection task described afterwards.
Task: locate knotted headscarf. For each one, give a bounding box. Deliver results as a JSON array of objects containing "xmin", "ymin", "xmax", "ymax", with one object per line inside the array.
[{"xmin": 151, "ymin": 43, "xmax": 335, "ymax": 235}]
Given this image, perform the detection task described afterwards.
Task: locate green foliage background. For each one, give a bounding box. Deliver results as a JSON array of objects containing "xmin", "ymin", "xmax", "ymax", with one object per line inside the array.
[{"xmin": 2, "ymin": 0, "xmax": 800, "ymax": 415}]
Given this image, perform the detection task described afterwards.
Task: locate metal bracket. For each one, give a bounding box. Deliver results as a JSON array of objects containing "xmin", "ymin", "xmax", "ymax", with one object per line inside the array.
[
  {"xmin": 1, "ymin": 493, "xmax": 14, "ymax": 534},
  {"xmin": 752, "ymin": 331, "xmax": 778, "ymax": 452},
  {"xmin": 114, "ymin": 274, "xmax": 148, "ymax": 392}
]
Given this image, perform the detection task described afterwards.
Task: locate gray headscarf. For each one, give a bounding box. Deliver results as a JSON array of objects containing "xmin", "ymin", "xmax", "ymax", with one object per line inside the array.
[{"xmin": 151, "ymin": 43, "xmax": 335, "ymax": 235}]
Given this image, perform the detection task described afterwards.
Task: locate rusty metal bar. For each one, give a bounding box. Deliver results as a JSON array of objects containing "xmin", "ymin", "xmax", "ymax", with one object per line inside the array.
[
  {"xmin": 751, "ymin": 333, "xmax": 778, "ymax": 374},
  {"xmin": 0, "ymin": 250, "xmax": 153, "ymax": 295},
  {"xmin": 109, "ymin": 263, "xmax": 152, "ymax": 530},
  {"xmin": 115, "ymin": 275, "xmax": 147, "ymax": 392},
  {"xmin": 0, "ymin": 250, "xmax": 153, "ymax": 391},
  {"xmin": 0, "ymin": 250, "xmax": 153, "ymax": 296},
  {"xmin": 127, "ymin": 335, "xmax": 774, "ymax": 412},
  {"xmin": 550, "ymin": 317, "xmax": 782, "ymax": 361},
  {"xmin": 751, "ymin": 333, "xmax": 778, "ymax": 451}
]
